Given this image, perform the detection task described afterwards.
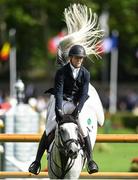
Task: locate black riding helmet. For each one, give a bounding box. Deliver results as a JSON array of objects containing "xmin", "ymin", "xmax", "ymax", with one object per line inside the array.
[{"xmin": 68, "ymin": 45, "xmax": 86, "ymax": 58}]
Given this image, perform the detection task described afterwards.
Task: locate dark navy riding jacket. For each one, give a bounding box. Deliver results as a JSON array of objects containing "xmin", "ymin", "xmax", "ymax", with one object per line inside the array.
[{"xmin": 54, "ymin": 63, "xmax": 90, "ymax": 112}]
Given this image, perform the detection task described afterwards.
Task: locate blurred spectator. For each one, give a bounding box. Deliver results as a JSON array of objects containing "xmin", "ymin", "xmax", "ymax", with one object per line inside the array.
[
  {"xmin": 0, "ymin": 90, "xmax": 4, "ymax": 103},
  {"xmin": 132, "ymin": 104, "xmax": 138, "ymax": 116},
  {"xmin": 118, "ymin": 95, "xmax": 128, "ymax": 111},
  {"xmin": 126, "ymin": 91, "xmax": 138, "ymax": 111},
  {"xmin": 0, "ymin": 102, "xmax": 11, "ymax": 110},
  {"xmin": 25, "ymin": 83, "xmax": 36, "ymax": 103},
  {"xmin": 117, "ymin": 90, "xmax": 138, "ymax": 112},
  {"xmin": 36, "ymin": 96, "xmax": 47, "ymax": 113},
  {"xmin": 28, "ymin": 97, "xmax": 37, "ymax": 111},
  {"xmin": 0, "ymin": 94, "xmax": 11, "ymax": 115}
]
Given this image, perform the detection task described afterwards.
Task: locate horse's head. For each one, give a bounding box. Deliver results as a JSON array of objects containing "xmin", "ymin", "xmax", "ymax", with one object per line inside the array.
[{"xmin": 55, "ymin": 114, "xmax": 80, "ymax": 159}]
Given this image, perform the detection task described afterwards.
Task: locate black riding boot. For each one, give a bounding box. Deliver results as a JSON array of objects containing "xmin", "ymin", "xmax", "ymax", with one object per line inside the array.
[
  {"xmin": 28, "ymin": 130, "xmax": 55, "ymax": 175},
  {"xmin": 84, "ymin": 135, "xmax": 98, "ymax": 174}
]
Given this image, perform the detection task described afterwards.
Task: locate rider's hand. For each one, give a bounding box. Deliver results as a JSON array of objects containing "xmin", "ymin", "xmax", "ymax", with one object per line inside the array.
[
  {"xmin": 55, "ymin": 108, "xmax": 63, "ymax": 122},
  {"xmin": 72, "ymin": 108, "xmax": 79, "ymax": 119}
]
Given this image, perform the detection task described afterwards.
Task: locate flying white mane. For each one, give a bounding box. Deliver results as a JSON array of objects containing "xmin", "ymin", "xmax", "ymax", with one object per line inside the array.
[{"xmin": 57, "ymin": 3, "xmax": 104, "ymax": 65}]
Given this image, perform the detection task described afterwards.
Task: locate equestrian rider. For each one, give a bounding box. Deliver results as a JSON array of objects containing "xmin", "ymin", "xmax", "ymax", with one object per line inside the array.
[{"xmin": 28, "ymin": 45, "xmax": 99, "ymax": 175}]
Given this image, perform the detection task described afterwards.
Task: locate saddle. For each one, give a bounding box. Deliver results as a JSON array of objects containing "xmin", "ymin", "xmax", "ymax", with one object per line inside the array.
[{"xmin": 44, "ymin": 88, "xmax": 55, "ymax": 95}]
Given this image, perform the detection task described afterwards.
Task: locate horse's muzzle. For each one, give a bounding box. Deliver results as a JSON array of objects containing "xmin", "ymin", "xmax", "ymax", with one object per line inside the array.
[
  {"xmin": 68, "ymin": 149, "xmax": 78, "ymax": 159},
  {"xmin": 67, "ymin": 142, "xmax": 79, "ymax": 159}
]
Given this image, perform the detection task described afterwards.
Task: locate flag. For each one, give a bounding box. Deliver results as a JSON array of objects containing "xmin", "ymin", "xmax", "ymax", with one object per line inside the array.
[
  {"xmin": 102, "ymin": 37, "xmax": 113, "ymax": 53},
  {"xmin": 48, "ymin": 32, "xmax": 65, "ymax": 54},
  {"xmin": 99, "ymin": 11, "xmax": 118, "ymax": 54},
  {"xmin": 99, "ymin": 34, "xmax": 118, "ymax": 54},
  {"xmin": 111, "ymin": 31, "xmax": 118, "ymax": 49},
  {"xmin": 0, "ymin": 42, "xmax": 11, "ymax": 61}
]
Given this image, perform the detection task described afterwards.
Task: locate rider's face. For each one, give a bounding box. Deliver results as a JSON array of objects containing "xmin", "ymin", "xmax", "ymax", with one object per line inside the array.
[{"xmin": 70, "ymin": 56, "xmax": 84, "ymax": 68}]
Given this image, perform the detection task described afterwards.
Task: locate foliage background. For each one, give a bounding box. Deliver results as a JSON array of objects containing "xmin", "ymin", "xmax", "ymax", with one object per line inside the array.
[{"xmin": 0, "ymin": 0, "xmax": 138, "ymax": 83}]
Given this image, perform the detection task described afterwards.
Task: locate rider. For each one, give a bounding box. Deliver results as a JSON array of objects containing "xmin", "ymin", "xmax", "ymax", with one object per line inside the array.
[{"xmin": 28, "ymin": 45, "xmax": 99, "ymax": 175}]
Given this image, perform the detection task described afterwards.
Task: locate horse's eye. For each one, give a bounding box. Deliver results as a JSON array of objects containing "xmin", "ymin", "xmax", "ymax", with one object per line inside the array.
[
  {"xmin": 75, "ymin": 127, "xmax": 79, "ymax": 134},
  {"xmin": 60, "ymin": 128, "xmax": 64, "ymax": 134}
]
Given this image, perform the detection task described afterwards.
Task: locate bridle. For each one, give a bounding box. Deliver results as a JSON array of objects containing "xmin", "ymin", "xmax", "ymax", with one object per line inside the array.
[
  {"xmin": 57, "ymin": 125, "xmax": 79, "ymax": 156},
  {"xmin": 49, "ymin": 117, "xmax": 83, "ymax": 179}
]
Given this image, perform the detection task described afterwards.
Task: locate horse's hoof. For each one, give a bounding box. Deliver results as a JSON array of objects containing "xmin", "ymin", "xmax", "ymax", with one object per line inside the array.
[
  {"xmin": 28, "ymin": 161, "xmax": 41, "ymax": 175},
  {"xmin": 87, "ymin": 160, "xmax": 99, "ymax": 174}
]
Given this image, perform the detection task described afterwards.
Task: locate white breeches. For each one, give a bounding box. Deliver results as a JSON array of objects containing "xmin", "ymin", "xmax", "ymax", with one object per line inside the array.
[
  {"xmin": 45, "ymin": 96, "xmax": 89, "ymax": 137},
  {"xmin": 45, "ymin": 83, "xmax": 105, "ymax": 146}
]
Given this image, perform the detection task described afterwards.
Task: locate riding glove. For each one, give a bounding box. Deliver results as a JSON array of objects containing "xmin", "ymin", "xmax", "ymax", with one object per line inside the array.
[{"xmin": 55, "ymin": 108, "xmax": 63, "ymax": 122}]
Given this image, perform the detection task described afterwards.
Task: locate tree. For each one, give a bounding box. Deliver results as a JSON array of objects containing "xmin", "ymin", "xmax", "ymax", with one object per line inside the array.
[{"xmin": 0, "ymin": 0, "xmax": 138, "ymax": 82}]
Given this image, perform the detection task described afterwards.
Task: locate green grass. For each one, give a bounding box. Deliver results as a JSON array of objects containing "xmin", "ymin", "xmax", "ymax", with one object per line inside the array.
[
  {"xmin": 94, "ymin": 126, "xmax": 138, "ymax": 172},
  {"xmin": 41, "ymin": 152, "xmax": 47, "ymax": 171},
  {"xmin": 98, "ymin": 125, "xmax": 136, "ymax": 134},
  {"xmin": 94, "ymin": 143, "xmax": 138, "ymax": 172}
]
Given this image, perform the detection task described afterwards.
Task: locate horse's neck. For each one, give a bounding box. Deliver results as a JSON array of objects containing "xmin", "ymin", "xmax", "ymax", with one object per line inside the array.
[{"xmin": 52, "ymin": 136, "xmax": 64, "ymax": 167}]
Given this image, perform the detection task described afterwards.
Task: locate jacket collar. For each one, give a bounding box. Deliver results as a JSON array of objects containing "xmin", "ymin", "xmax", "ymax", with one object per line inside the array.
[
  {"xmin": 69, "ymin": 63, "xmax": 80, "ymax": 72},
  {"xmin": 66, "ymin": 63, "xmax": 83, "ymax": 80}
]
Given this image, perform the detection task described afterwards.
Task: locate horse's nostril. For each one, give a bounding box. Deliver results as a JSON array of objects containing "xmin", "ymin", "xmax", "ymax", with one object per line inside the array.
[
  {"xmin": 68, "ymin": 149, "xmax": 78, "ymax": 159},
  {"xmin": 69, "ymin": 149, "xmax": 73, "ymax": 155}
]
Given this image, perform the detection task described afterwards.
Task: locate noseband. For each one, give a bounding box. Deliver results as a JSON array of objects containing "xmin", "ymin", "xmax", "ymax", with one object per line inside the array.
[{"xmin": 59, "ymin": 130, "xmax": 78, "ymax": 154}]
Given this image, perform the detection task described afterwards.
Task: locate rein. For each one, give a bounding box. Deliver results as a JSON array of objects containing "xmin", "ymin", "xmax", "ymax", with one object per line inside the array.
[
  {"xmin": 59, "ymin": 130, "xmax": 79, "ymax": 154},
  {"xmin": 49, "ymin": 140, "xmax": 75, "ymax": 179},
  {"xmin": 49, "ymin": 116, "xmax": 80, "ymax": 178}
]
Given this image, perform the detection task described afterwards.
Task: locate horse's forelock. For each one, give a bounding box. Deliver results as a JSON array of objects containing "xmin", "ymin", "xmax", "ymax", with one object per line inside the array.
[{"xmin": 59, "ymin": 114, "xmax": 77, "ymax": 126}]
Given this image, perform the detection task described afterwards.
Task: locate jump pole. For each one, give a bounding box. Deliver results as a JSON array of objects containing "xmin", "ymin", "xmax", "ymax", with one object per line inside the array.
[
  {"xmin": 0, "ymin": 134, "xmax": 138, "ymax": 143},
  {"xmin": 0, "ymin": 172, "xmax": 138, "ymax": 179}
]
